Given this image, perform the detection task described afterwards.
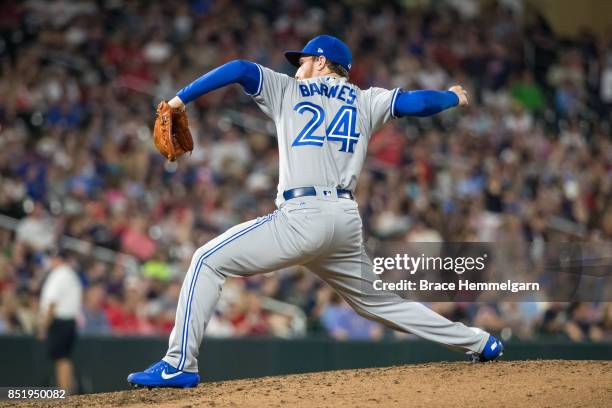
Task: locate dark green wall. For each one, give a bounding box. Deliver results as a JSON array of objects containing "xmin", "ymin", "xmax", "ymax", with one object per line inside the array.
[{"xmin": 2, "ymin": 336, "xmax": 611, "ymax": 394}]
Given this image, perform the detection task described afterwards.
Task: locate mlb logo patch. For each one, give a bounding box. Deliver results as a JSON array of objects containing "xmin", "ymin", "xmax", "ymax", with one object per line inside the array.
[{"xmin": 317, "ymin": 48, "xmax": 324, "ymax": 53}]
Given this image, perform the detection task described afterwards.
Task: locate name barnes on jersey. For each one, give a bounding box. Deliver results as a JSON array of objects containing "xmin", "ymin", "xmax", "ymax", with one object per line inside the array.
[{"xmin": 299, "ymin": 80, "xmax": 357, "ymax": 104}]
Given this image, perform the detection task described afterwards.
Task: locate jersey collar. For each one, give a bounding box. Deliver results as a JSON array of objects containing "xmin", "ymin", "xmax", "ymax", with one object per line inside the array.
[{"xmin": 321, "ymin": 75, "xmax": 347, "ymax": 82}]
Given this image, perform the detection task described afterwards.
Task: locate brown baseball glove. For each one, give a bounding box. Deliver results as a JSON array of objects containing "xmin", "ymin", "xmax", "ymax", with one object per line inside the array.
[{"xmin": 153, "ymin": 101, "xmax": 194, "ymax": 161}]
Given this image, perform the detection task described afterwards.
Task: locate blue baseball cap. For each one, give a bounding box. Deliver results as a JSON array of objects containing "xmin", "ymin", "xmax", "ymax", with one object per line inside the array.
[{"xmin": 285, "ymin": 35, "xmax": 352, "ymax": 72}]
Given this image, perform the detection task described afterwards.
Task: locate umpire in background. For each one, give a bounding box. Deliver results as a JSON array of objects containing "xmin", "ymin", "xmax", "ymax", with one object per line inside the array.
[{"xmin": 38, "ymin": 249, "xmax": 82, "ymax": 394}]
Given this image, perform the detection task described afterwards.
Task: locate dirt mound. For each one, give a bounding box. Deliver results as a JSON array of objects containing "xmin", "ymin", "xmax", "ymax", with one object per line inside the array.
[{"xmin": 7, "ymin": 360, "xmax": 611, "ymax": 408}]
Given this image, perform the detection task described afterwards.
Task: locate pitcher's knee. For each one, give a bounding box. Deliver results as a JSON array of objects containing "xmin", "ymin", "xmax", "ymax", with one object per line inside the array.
[
  {"xmin": 191, "ymin": 246, "xmax": 224, "ymax": 273},
  {"xmin": 201, "ymin": 261, "xmax": 227, "ymax": 280},
  {"xmin": 191, "ymin": 240, "xmax": 225, "ymax": 266},
  {"xmin": 190, "ymin": 248, "xmax": 206, "ymax": 267}
]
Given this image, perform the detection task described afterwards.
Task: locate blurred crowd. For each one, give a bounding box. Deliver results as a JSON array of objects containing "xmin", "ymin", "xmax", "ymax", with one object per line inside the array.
[{"xmin": 0, "ymin": 0, "xmax": 611, "ymax": 342}]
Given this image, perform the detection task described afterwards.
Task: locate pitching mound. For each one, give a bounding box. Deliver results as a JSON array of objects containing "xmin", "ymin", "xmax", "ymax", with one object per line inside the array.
[{"xmin": 8, "ymin": 360, "xmax": 611, "ymax": 408}]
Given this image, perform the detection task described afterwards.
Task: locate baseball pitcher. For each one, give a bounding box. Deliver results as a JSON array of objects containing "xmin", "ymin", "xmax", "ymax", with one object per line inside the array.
[{"xmin": 128, "ymin": 35, "xmax": 503, "ymax": 388}]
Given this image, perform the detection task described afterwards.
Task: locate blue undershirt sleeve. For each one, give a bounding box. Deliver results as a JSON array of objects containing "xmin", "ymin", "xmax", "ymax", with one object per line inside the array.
[
  {"xmin": 176, "ymin": 60, "xmax": 261, "ymax": 104},
  {"xmin": 392, "ymin": 90, "xmax": 459, "ymax": 117}
]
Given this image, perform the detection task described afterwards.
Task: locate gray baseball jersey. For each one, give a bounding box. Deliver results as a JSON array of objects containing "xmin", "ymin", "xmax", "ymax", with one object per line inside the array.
[
  {"xmin": 249, "ymin": 65, "xmax": 399, "ymax": 205},
  {"xmin": 163, "ymin": 66, "xmax": 488, "ymax": 373}
]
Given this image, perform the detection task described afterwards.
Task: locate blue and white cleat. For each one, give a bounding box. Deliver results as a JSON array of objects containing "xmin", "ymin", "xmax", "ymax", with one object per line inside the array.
[
  {"xmin": 471, "ymin": 334, "xmax": 504, "ymax": 362},
  {"xmin": 127, "ymin": 360, "xmax": 199, "ymax": 388}
]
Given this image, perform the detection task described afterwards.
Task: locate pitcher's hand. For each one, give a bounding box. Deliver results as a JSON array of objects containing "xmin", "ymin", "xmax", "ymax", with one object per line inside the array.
[{"xmin": 449, "ymin": 85, "xmax": 468, "ymax": 106}]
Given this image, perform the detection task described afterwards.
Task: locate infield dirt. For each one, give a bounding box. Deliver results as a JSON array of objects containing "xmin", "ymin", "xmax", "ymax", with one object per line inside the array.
[{"xmin": 5, "ymin": 360, "xmax": 611, "ymax": 408}]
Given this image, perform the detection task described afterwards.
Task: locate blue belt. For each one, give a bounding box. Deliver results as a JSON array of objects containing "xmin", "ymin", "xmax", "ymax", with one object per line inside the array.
[{"xmin": 283, "ymin": 187, "xmax": 354, "ymax": 201}]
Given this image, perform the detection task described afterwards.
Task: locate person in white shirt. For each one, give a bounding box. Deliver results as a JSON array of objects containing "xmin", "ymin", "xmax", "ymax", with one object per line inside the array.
[{"xmin": 39, "ymin": 250, "xmax": 82, "ymax": 394}]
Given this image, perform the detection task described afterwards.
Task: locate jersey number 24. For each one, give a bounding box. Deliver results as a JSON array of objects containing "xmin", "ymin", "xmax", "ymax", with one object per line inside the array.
[{"xmin": 292, "ymin": 102, "xmax": 360, "ymax": 153}]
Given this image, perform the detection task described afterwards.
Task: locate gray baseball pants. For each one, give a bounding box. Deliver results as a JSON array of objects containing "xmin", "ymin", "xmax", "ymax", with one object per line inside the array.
[{"xmin": 163, "ymin": 192, "xmax": 488, "ymax": 372}]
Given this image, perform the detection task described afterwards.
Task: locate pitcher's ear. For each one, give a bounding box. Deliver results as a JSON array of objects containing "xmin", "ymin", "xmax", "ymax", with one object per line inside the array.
[{"xmin": 315, "ymin": 55, "xmax": 327, "ymax": 68}]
